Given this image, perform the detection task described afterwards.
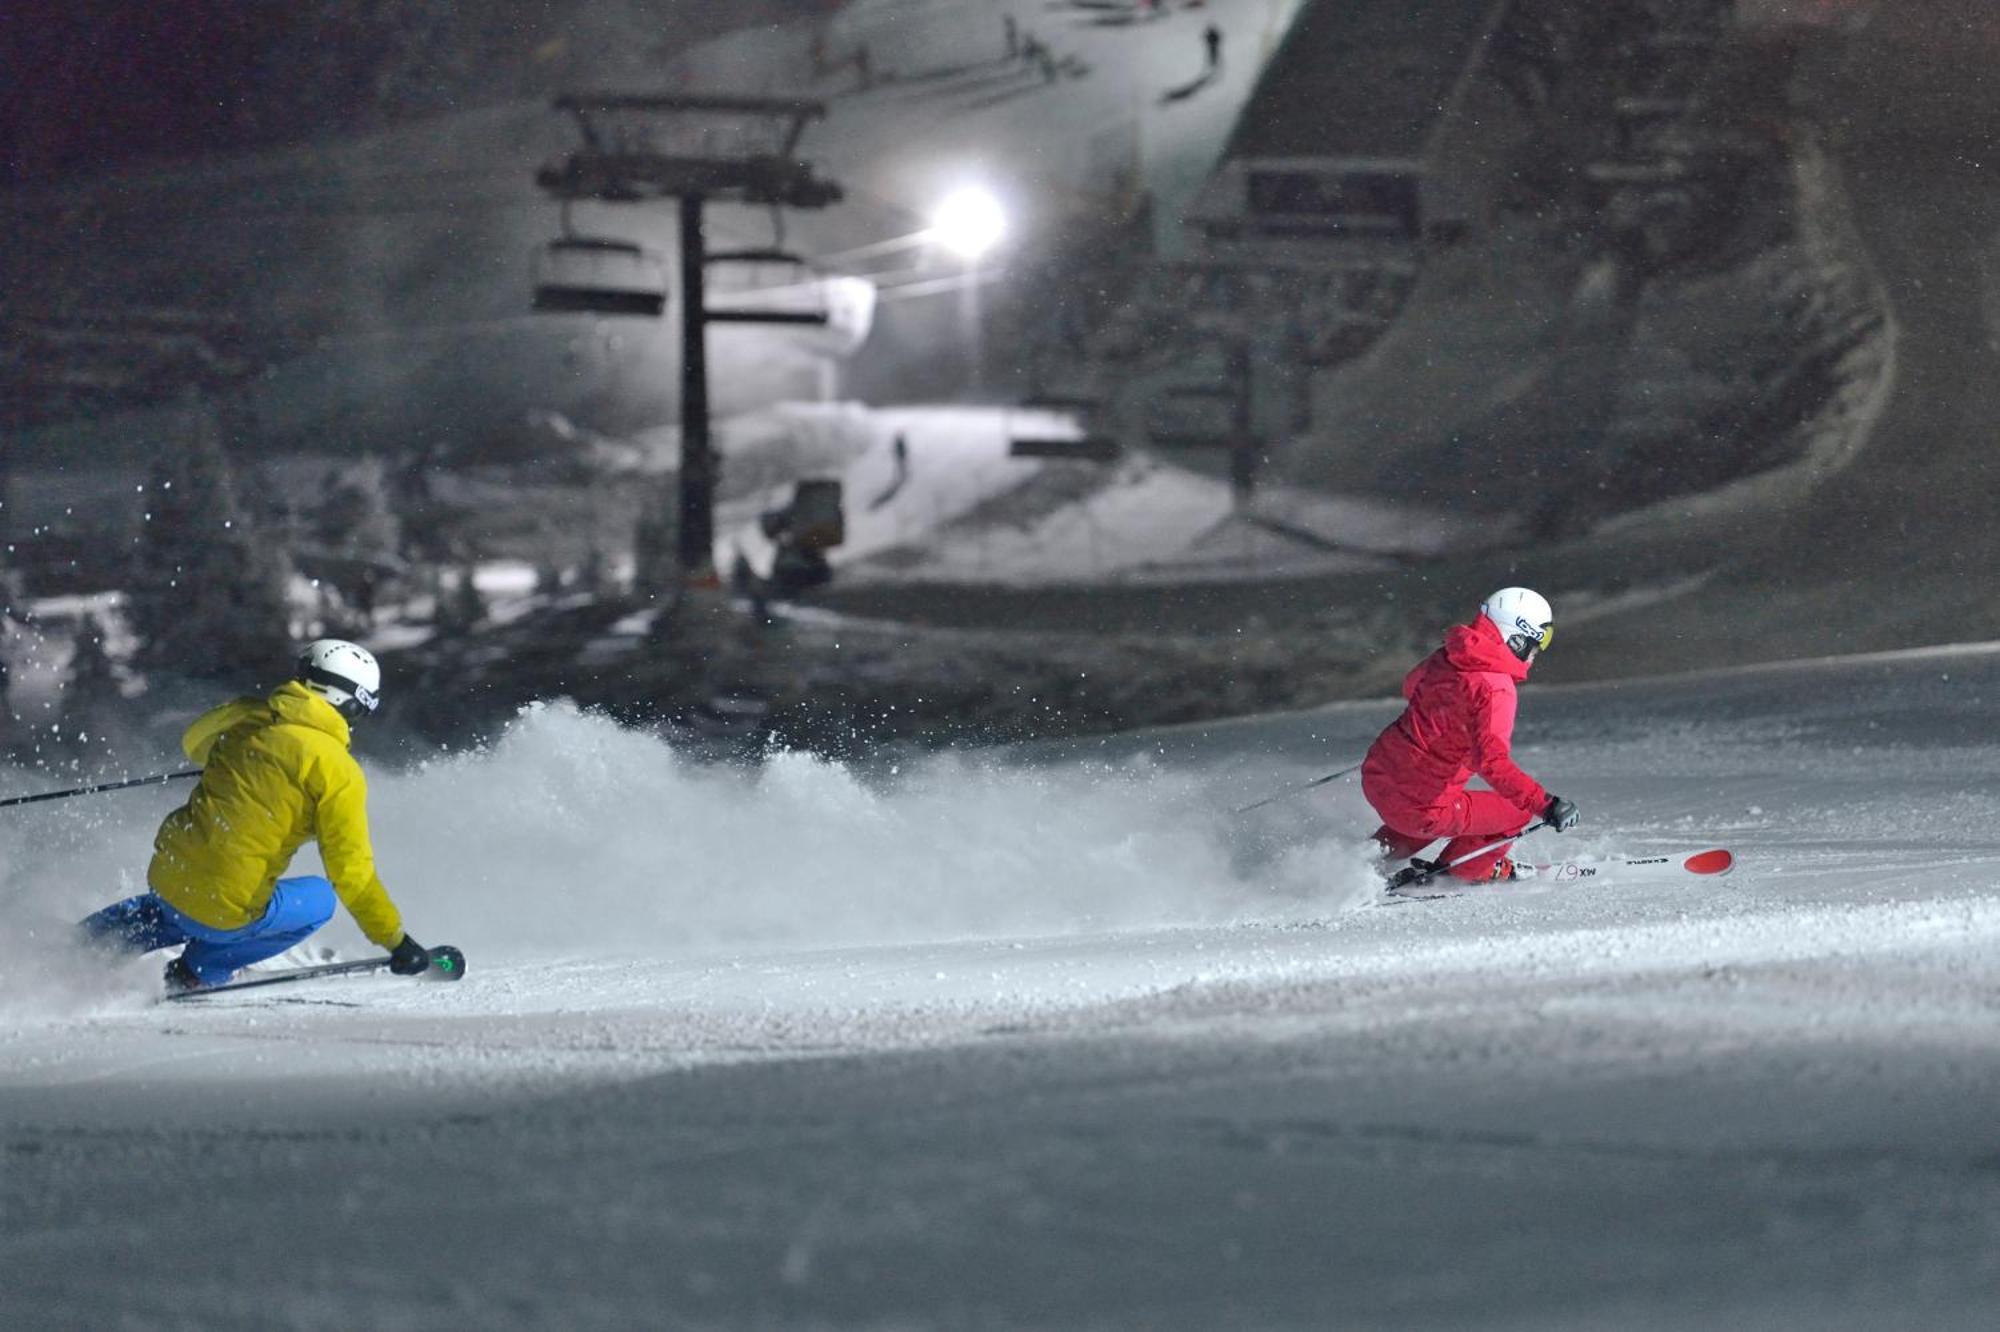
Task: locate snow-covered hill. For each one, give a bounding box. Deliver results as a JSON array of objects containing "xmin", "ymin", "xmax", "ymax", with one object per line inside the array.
[{"xmin": 5, "ymin": 640, "xmax": 1999, "ymax": 1327}]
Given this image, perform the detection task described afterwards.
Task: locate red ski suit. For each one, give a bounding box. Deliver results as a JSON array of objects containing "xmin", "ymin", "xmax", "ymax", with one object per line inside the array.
[{"xmin": 1362, "ymin": 616, "xmax": 1550, "ymax": 880}]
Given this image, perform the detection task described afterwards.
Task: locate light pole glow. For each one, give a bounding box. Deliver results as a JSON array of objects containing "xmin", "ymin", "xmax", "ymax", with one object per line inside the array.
[{"xmin": 929, "ymin": 186, "xmax": 1007, "ymax": 260}]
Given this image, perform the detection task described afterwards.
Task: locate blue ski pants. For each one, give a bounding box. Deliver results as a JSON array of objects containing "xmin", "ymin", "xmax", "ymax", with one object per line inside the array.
[{"xmin": 78, "ymin": 877, "xmax": 337, "ymax": 985}]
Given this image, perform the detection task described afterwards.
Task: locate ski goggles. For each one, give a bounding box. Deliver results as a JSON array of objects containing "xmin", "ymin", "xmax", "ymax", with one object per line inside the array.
[
  {"xmin": 1505, "ymin": 618, "xmax": 1554, "ymax": 657},
  {"xmin": 301, "ymin": 665, "xmax": 380, "ymax": 713},
  {"xmin": 1508, "ymin": 623, "xmax": 1554, "ymax": 660}
]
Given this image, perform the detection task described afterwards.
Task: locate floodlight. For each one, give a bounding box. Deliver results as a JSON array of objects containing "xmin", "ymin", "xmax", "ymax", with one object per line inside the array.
[{"xmin": 929, "ymin": 187, "xmax": 1007, "ymax": 260}]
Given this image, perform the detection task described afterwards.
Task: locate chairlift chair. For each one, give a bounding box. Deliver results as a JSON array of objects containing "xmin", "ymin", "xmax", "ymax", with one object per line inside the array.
[
  {"xmin": 706, "ymin": 247, "xmax": 876, "ymax": 355},
  {"xmin": 531, "ymin": 234, "xmax": 669, "ymax": 317}
]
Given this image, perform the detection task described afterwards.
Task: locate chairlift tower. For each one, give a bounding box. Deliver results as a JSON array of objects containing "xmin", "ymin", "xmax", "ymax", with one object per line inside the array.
[{"xmin": 534, "ymin": 93, "xmax": 844, "ymax": 582}]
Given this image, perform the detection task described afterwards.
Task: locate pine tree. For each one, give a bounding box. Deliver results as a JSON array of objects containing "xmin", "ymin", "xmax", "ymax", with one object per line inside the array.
[
  {"xmin": 434, "ymin": 562, "xmax": 486, "ymax": 632},
  {"xmin": 126, "ymin": 399, "xmax": 294, "ymax": 684},
  {"xmin": 313, "ymin": 454, "xmax": 404, "ymax": 626},
  {"xmin": 631, "ymin": 478, "xmax": 680, "ymax": 597},
  {"xmin": 580, "ymin": 539, "xmax": 613, "ymax": 597},
  {"xmin": 315, "ymin": 454, "xmax": 403, "ymax": 567},
  {"xmin": 60, "ymin": 614, "xmax": 140, "ymax": 761},
  {"xmin": 453, "ymin": 563, "xmax": 486, "ymax": 627}
]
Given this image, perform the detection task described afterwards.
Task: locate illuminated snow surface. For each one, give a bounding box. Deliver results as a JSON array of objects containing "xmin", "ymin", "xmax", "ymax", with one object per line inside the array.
[{"xmin": 5, "ymin": 645, "xmax": 2000, "ymax": 1329}]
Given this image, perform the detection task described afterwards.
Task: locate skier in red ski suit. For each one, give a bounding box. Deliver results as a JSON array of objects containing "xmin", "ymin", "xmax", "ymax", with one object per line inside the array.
[{"xmin": 1363, "ymin": 587, "xmax": 1578, "ymax": 882}]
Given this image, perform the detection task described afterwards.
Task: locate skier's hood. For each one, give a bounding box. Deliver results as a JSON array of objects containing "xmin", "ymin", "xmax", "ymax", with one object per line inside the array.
[
  {"xmin": 266, "ymin": 679, "xmax": 353, "ymax": 747},
  {"xmin": 1442, "ymin": 617, "xmax": 1532, "ymax": 682}
]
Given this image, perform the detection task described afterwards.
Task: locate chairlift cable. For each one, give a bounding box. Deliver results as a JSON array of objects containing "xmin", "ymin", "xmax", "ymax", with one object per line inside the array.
[{"xmin": 872, "ymin": 267, "xmax": 1009, "ymax": 303}]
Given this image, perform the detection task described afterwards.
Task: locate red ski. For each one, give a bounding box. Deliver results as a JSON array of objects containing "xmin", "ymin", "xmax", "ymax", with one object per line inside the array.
[{"xmin": 1388, "ymin": 848, "xmax": 1734, "ymax": 900}]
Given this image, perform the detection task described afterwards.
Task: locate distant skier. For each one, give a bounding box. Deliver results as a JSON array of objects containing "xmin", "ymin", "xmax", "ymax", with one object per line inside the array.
[
  {"xmin": 1362, "ymin": 588, "xmax": 1578, "ymax": 883},
  {"xmin": 77, "ymin": 639, "xmax": 436, "ymax": 993}
]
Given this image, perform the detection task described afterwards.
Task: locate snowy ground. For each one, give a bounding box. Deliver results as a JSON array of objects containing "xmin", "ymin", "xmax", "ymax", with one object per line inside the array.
[
  {"xmin": 714, "ymin": 403, "xmax": 1454, "ymax": 587},
  {"xmin": 5, "ymin": 642, "xmax": 2000, "ymax": 1328}
]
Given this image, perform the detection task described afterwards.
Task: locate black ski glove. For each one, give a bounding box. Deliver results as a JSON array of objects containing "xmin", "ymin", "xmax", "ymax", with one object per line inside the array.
[
  {"xmin": 1544, "ymin": 795, "xmax": 1579, "ymax": 832},
  {"xmin": 388, "ymin": 934, "xmax": 432, "ymax": 975}
]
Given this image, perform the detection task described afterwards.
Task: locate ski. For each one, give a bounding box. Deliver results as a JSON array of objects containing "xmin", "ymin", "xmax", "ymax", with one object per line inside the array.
[
  {"xmin": 1387, "ymin": 848, "xmax": 1734, "ymax": 901},
  {"xmin": 164, "ymin": 944, "xmax": 466, "ymax": 999}
]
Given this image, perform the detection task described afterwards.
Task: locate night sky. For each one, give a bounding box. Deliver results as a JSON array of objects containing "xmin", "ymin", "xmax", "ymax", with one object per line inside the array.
[
  {"xmin": 0, "ymin": 1, "xmax": 839, "ymax": 187},
  {"xmin": 0, "ymin": 1, "xmax": 307, "ymax": 184}
]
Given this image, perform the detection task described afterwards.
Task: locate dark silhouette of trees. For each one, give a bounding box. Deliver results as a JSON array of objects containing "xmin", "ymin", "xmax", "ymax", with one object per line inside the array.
[
  {"xmin": 125, "ymin": 399, "xmax": 293, "ymax": 684},
  {"xmin": 315, "ymin": 454, "xmax": 403, "ymax": 568}
]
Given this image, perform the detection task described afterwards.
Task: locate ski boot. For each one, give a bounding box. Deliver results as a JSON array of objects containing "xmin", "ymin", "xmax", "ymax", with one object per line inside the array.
[
  {"xmin": 1384, "ymin": 858, "xmax": 1441, "ymax": 890},
  {"xmin": 162, "ymin": 956, "xmax": 207, "ymax": 996}
]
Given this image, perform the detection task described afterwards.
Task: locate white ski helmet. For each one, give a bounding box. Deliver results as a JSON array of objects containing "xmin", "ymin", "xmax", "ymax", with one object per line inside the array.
[
  {"xmin": 1480, "ymin": 587, "xmax": 1554, "ymax": 662},
  {"xmin": 296, "ymin": 638, "xmax": 381, "ymax": 719}
]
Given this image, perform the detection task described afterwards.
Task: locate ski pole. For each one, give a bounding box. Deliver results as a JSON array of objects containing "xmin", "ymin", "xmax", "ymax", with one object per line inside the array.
[
  {"xmin": 164, "ymin": 944, "xmax": 467, "ymax": 1000},
  {"xmin": 1233, "ymin": 762, "xmax": 1363, "ymax": 815},
  {"xmin": 1389, "ymin": 820, "xmax": 1551, "ymax": 889},
  {"xmin": 0, "ymin": 769, "xmax": 200, "ymax": 811}
]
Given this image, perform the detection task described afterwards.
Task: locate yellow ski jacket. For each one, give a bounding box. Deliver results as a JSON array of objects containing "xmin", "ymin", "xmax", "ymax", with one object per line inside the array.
[{"xmin": 147, "ymin": 680, "xmax": 406, "ymax": 948}]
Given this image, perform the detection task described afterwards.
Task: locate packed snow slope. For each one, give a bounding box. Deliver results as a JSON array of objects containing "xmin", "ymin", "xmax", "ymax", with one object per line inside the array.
[{"xmin": 5, "ymin": 641, "xmax": 2000, "ymax": 1328}]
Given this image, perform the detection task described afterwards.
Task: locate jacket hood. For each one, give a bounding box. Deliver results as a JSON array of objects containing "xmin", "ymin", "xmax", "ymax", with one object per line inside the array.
[
  {"xmin": 267, "ymin": 679, "xmax": 353, "ymax": 747},
  {"xmin": 1442, "ymin": 617, "xmax": 1532, "ymax": 682}
]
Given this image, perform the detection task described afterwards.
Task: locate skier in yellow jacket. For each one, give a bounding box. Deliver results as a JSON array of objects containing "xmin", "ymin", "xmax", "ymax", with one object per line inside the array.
[{"xmin": 79, "ymin": 639, "xmax": 433, "ymax": 993}]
